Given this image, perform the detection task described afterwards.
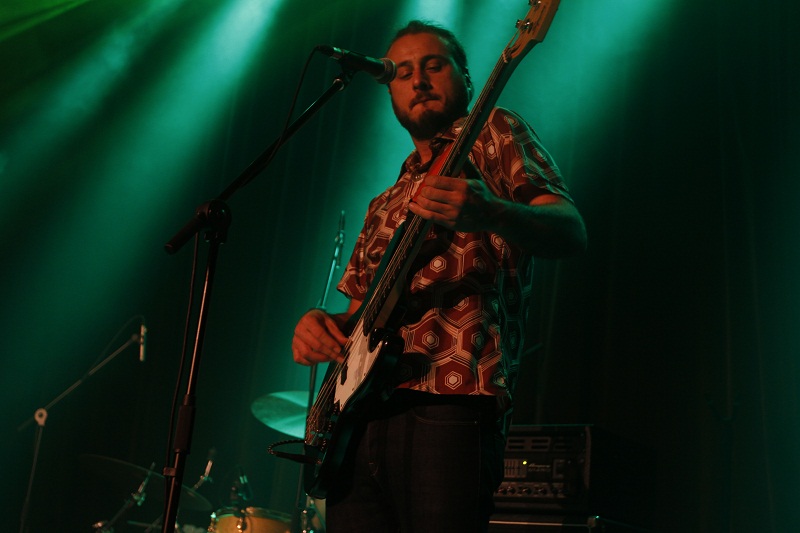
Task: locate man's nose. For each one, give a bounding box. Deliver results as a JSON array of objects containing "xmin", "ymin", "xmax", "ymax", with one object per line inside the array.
[{"xmin": 412, "ymin": 69, "xmax": 431, "ymax": 90}]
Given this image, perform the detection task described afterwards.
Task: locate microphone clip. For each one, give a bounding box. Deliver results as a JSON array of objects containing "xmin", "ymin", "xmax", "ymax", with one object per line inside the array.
[{"xmin": 316, "ymin": 45, "xmax": 396, "ymax": 84}]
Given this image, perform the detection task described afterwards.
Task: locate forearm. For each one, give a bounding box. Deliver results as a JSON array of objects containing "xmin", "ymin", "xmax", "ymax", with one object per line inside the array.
[
  {"xmin": 485, "ymin": 196, "xmax": 587, "ymax": 258},
  {"xmin": 329, "ymin": 298, "xmax": 362, "ymax": 333},
  {"xmin": 407, "ymin": 175, "xmax": 586, "ymax": 258}
]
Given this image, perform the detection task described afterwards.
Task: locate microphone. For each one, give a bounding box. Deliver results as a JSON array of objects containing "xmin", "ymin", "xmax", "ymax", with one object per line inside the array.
[
  {"xmin": 201, "ymin": 447, "xmax": 216, "ymax": 484},
  {"xmin": 138, "ymin": 322, "xmax": 147, "ymax": 362},
  {"xmin": 133, "ymin": 462, "xmax": 156, "ymax": 506},
  {"xmin": 336, "ymin": 210, "xmax": 345, "ymax": 268},
  {"xmin": 238, "ymin": 466, "xmax": 254, "ymax": 502},
  {"xmin": 317, "ymin": 45, "xmax": 396, "ymax": 84}
]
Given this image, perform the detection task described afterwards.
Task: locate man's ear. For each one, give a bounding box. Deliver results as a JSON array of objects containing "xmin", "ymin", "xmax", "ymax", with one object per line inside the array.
[{"xmin": 464, "ymin": 69, "xmax": 474, "ymax": 99}]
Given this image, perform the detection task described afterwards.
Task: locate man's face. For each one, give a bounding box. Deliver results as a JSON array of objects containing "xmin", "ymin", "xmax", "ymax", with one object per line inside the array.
[{"xmin": 386, "ymin": 32, "xmax": 470, "ymax": 141}]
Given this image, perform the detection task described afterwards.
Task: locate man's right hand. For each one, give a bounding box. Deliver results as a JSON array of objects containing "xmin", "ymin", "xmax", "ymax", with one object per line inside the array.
[{"xmin": 292, "ymin": 308, "xmax": 349, "ymax": 366}]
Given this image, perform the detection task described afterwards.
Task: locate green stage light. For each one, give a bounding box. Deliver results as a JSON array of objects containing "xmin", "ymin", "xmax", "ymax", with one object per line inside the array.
[
  {"xmin": 3, "ymin": 0, "xmax": 284, "ymax": 371},
  {"xmin": 1, "ymin": 0, "xmax": 90, "ymax": 42},
  {"xmin": 397, "ymin": 0, "xmax": 459, "ymax": 25},
  {"xmin": 1, "ymin": 0, "xmax": 187, "ymax": 198}
]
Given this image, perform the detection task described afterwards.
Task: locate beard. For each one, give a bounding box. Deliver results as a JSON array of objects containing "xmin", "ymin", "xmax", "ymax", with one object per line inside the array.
[{"xmin": 392, "ymin": 83, "xmax": 470, "ymax": 141}]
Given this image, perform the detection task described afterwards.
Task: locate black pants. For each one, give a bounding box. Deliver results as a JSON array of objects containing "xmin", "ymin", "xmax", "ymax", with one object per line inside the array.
[{"xmin": 325, "ymin": 391, "xmax": 506, "ymax": 533}]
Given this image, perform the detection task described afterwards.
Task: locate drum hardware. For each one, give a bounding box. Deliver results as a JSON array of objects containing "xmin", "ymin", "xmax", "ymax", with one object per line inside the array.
[
  {"xmin": 91, "ymin": 461, "xmax": 157, "ymax": 532},
  {"xmin": 299, "ymin": 496, "xmax": 326, "ymax": 533},
  {"xmin": 81, "ymin": 453, "xmax": 213, "ymax": 533},
  {"xmin": 227, "ymin": 464, "xmax": 256, "ymax": 513},
  {"xmin": 139, "ymin": 448, "xmax": 217, "ymax": 533},
  {"xmin": 16, "ymin": 317, "xmax": 146, "ymax": 533},
  {"xmin": 207, "ymin": 507, "xmax": 291, "ymax": 533},
  {"xmin": 87, "ymin": 452, "xmax": 217, "ymax": 532},
  {"xmin": 126, "ymin": 521, "xmax": 185, "ymax": 531},
  {"xmin": 81, "ymin": 454, "xmax": 213, "ymax": 511}
]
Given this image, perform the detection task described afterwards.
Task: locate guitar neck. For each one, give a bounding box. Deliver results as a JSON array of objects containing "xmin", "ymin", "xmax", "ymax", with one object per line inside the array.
[
  {"xmin": 438, "ymin": 56, "xmax": 522, "ymax": 179},
  {"xmin": 357, "ymin": 0, "xmax": 560, "ymax": 335},
  {"xmin": 356, "ymin": 58, "xmax": 518, "ymax": 336}
]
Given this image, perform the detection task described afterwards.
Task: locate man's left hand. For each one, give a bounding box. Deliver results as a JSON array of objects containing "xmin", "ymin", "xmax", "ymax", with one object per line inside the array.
[{"xmin": 408, "ymin": 174, "xmax": 496, "ymax": 232}]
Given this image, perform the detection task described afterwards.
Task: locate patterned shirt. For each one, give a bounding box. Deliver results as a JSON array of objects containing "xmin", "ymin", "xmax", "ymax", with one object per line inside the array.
[{"xmin": 337, "ymin": 107, "xmax": 573, "ymax": 398}]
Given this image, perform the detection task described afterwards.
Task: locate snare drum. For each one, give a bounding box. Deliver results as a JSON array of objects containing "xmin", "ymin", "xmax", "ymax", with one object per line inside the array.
[{"xmin": 208, "ymin": 507, "xmax": 291, "ymax": 533}]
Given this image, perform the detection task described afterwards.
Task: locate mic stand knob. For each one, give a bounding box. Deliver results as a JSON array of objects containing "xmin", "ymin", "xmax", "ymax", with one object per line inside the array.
[{"xmin": 92, "ymin": 519, "xmax": 113, "ymax": 533}]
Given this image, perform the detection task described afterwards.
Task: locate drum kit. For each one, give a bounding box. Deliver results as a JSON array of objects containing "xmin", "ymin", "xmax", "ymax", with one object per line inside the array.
[{"xmin": 82, "ymin": 390, "xmax": 324, "ymax": 533}]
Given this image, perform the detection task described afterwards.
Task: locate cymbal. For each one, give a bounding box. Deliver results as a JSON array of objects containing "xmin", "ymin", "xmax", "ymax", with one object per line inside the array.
[
  {"xmin": 250, "ymin": 390, "xmax": 308, "ymax": 438},
  {"xmin": 80, "ymin": 454, "xmax": 212, "ymax": 511}
]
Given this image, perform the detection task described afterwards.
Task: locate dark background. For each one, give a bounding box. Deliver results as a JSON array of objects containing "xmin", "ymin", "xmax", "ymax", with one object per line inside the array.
[{"xmin": 2, "ymin": 1, "xmax": 798, "ymax": 531}]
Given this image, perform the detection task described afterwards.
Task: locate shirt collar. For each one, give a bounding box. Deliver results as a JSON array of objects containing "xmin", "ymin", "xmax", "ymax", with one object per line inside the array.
[{"xmin": 400, "ymin": 116, "xmax": 467, "ymax": 175}]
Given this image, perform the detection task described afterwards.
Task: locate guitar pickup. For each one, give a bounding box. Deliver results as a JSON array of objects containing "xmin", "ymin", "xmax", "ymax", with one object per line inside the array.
[{"xmin": 369, "ymin": 328, "xmax": 391, "ymax": 352}]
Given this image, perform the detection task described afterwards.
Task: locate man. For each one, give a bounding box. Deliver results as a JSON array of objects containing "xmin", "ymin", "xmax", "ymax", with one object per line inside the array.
[{"xmin": 292, "ymin": 21, "xmax": 586, "ymax": 532}]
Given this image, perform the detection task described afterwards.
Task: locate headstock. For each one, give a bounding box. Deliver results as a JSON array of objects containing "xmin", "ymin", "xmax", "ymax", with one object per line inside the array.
[{"xmin": 503, "ymin": 0, "xmax": 561, "ymax": 63}]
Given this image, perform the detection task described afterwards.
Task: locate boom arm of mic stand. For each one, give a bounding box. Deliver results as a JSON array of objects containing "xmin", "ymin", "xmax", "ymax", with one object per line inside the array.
[
  {"xmin": 164, "ymin": 74, "xmax": 350, "ymax": 255},
  {"xmin": 17, "ymin": 334, "xmax": 140, "ymax": 533},
  {"xmin": 17, "ymin": 335, "xmax": 140, "ymax": 432}
]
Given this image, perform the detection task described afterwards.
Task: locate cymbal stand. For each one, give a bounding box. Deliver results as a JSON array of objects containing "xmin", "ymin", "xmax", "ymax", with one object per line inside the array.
[
  {"xmin": 142, "ymin": 451, "xmax": 215, "ymax": 533},
  {"xmin": 293, "ymin": 213, "xmax": 344, "ymax": 533},
  {"xmin": 298, "ymin": 501, "xmax": 318, "ymax": 533},
  {"xmin": 16, "ymin": 323, "xmax": 143, "ymax": 533},
  {"xmin": 92, "ymin": 462, "xmax": 156, "ymax": 532}
]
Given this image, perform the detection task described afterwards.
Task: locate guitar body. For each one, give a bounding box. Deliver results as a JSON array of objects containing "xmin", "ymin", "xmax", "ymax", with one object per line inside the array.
[
  {"xmin": 303, "ymin": 328, "xmax": 404, "ymax": 499},
  {"xmin": 300, "ymin": 0, "xmax": 561, "ymax": 498}
]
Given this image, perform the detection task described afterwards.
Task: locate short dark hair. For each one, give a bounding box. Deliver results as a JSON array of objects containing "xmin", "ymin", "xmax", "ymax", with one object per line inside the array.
[{"xmin": 389, "ymin": 20, "xmax": 470, "ymax": 77}]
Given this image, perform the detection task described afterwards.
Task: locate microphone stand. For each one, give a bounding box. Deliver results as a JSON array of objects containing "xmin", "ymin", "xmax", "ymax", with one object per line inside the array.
[
  {"xmin": 293, "ymin": 211, "xmax": 344, "ymax": 533},
  {"xmin": 308, "ymin": 210, "xmax": 346, "ymax": 408},
  {"xmin": 160, "ymin": 71, "xmax": 354, "ymax": 533},
  {"xmin": 16, "ymin": 331, "xmax": 143, "ymax": 533}
]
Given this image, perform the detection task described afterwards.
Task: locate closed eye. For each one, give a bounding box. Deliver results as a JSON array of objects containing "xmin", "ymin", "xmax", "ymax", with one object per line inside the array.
[{"xmin": 425, "ymin": 60, "xmax": 443, "ymax": 72}]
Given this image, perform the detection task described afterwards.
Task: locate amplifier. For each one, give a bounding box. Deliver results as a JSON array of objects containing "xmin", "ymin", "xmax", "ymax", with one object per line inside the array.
[{"xmin": 493, "ymin": 425, "xmax": 654, "ymax": 528}]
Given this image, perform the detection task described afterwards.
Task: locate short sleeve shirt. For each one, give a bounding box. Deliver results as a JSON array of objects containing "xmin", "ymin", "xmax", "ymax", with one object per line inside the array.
[{"xmin": 337, "ymin": 107, "xmax": 572, "ymax": 398}]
